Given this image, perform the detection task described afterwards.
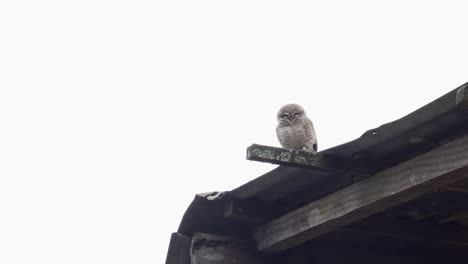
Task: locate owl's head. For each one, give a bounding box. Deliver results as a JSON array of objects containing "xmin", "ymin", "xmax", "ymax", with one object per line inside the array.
[{"xmin": 277, "ymin": 103, "xmax": 307, "ymax": 125}]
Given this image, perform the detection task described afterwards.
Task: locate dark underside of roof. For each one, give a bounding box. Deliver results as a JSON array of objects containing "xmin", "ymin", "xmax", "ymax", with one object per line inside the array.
[{"xmin": 168, "ymin": 82, "xmax": 468, "ymax": 264}]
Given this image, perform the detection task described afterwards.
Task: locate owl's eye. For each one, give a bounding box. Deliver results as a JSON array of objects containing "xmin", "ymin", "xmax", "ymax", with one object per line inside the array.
[
  {"xmin": 294, "ymin": 112, "xmax": 301, "ymax": 116},
  {"xmin": 281, "ymin": 114, "xmax": 288, "ymax": 118}
]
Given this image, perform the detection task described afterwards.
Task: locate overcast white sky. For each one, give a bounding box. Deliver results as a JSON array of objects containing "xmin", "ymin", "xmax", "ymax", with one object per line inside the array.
[{"xmin": 1, "ymin": 1, "xmax": 468, "ymax": 263}]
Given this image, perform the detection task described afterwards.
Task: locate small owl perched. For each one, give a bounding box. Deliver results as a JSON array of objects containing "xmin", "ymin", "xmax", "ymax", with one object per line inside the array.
[{"xmin": 276, "ymin": 103, "xmax": 317, "ymax": 153}]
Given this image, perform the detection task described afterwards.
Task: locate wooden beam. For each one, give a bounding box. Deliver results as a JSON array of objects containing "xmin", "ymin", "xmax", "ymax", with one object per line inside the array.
[
  {"xmin": 230, "ymin": 166, "xmax": 336, "ymax": 202},
  {"xmin": 190, "ymin": 233, "xmax": 268, "ymax": 264},
  {"xmin": 383, "ymin": 190, "xmax": 468, "ymax": 221},
  {"xmin": 254, "ymin": 135, "xmax": 468, "ymax": 253},
  {"xmin": 224, "ymin": 199, "xmax": 276, "ymax": 224},
  {"xmin": 309, "ymin": 248, "xmax": 459, "ymax": 264},
  {"xmin": 165, "ymin": 233, "xmax": 191, "ymax": 264},
  {"xmin": 324, "ymin": 82, "xmax": 468, "ymax": 164},
  {"xmin": 341, "ymin": 219, "xmax": 468, "ymax": 246},
  {"xmin": 247, "ymin": 144, "xmax": 319, "ymax": 167},
  {"xmin": 438, "ymin": 212, "xmax": 468, "ymax": 224},
  {"xmin": 246, "ymin": 144, "xmax": 370, "ymax": 176},
  {"xmin": 439, "ymin": 186, "xmax": 468, "ymax": 193}
]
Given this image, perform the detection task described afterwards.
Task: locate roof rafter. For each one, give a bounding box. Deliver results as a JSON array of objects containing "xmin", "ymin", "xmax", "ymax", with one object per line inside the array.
[{"xmin": 254, "ymin": 135, "xmax": 468, "ymax": 253}]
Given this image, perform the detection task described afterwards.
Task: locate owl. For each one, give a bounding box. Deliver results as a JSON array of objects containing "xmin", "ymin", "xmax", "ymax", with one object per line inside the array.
[{"xmin": 276, "ymin": 103, "xmax": 317, "ymax": 153}]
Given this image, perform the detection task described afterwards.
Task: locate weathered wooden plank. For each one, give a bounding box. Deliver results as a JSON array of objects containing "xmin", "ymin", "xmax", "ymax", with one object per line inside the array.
[
  {"xmin": 309, "ymin": 248, "xmax": 459, "ymax": 264},
  {"xmin": 224, "ymin": 199, "xmax": 273, "ymax": 224},
  {"xmin": 247, "ymin": 144, "xmax": 320, "ymax": 167},
  {"xmin": 165, "ymin": 233, "xmax": 191, "ymax": 264},
  {"xmin": 325, "ymin": 82, "xmax": 468, "ymax": 162},
  {"xmin": 438, "ymin": 212, "xmax": 468, "ymax": 224},
  {"xmin": 246, "ymin": 144, "xmax": 369, "ymax": 176},
  {"xmin": 190, "ymin": 233, "xmax": 268, "ymax": 264},
  {"xmin": 307, "ymin": 223, "xmax": 468, "ymax": 261},
  {"xmin": 341, "ymin": 218, "xmax": 468, "ymax": 246},
  {"xmin": 230, "ymin": 166, "xmax": 335, "ymax": 202},
  {"xmin": 254, "ymin": 135, "xmax": 468, "ymax": 253},
  {"xmin": 385, "ymin": 191, "xmax": 468, "ymax": 221}
]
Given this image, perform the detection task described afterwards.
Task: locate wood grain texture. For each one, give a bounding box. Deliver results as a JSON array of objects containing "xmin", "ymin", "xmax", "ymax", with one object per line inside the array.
[
  {"xmin": 190, "ymin": 233, "xmax": 267, "ymax": 264},
  {"xmin": 246, "ymin": 144, "xmax": 321, "ymax": 168},
  {"xmin": 254, "ymin": 135, "xmax": 468, "ymax": 253},
  {"xmin": 246, "ymin": 144, "xmax": 369, "ymax": 176}
]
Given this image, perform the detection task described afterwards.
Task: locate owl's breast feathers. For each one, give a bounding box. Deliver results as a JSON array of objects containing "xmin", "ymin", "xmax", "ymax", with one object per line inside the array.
[{"xmin": 276, "ymin": 118, "xmax": 316, "ymax": 151}]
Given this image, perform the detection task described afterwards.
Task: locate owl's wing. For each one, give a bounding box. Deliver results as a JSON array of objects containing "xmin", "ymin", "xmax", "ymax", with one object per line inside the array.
[{"xmin": 306, "ymin": 117, "xmax": 318, "ymax": 152}]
